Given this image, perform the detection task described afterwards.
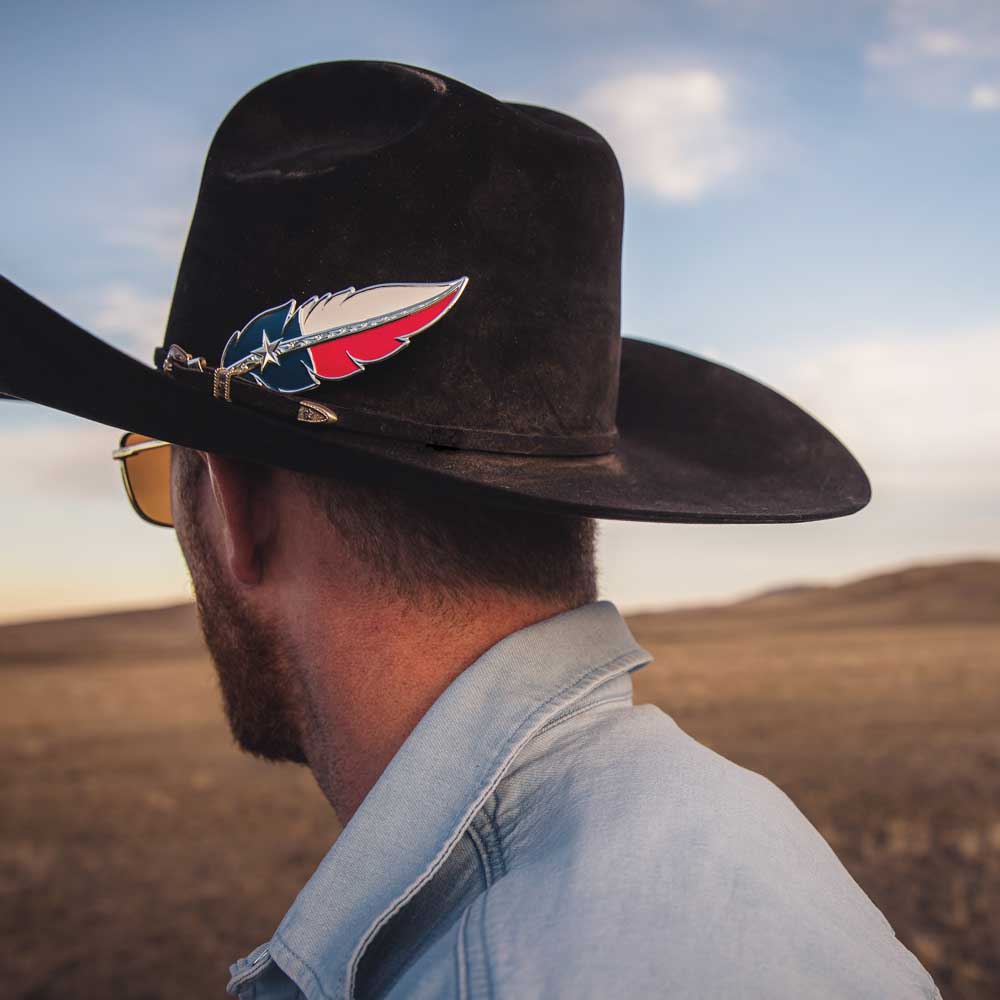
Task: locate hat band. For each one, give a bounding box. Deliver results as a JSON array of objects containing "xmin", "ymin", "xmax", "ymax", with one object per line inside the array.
[{"xmin": 160, "ymin": 345, "xmax": 618, "ymax": 457}]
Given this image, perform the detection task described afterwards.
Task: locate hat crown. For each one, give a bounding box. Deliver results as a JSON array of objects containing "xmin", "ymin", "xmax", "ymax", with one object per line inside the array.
[{"xmin": 163, "ymin": 60, "xmax": 625, "ymax": 452}]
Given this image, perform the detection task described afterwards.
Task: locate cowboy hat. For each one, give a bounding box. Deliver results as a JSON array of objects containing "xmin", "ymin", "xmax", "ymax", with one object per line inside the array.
[{"xmin": 0, "ymin": 60, "xmax": 869, "ymax": 523}]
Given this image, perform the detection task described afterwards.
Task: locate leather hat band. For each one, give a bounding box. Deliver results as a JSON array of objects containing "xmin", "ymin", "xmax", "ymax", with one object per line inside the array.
[{"xmin": 158, "ymin": 345, "xmax": 618, "ymax": 457}]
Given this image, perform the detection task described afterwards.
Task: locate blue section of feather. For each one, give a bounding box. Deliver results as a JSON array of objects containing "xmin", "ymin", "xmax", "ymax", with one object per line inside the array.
[{"xmin": 221, "ymin": 301, "xmax": 318, "ymax": 394}]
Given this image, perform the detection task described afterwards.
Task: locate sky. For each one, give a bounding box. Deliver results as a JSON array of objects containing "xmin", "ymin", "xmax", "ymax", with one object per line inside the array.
[{"xmin": 1, "ymin": 0, "xmax": 998, "ymax": 622}]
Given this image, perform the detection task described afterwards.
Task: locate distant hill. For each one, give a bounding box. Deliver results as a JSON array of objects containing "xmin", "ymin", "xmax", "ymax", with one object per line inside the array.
[
  {"xmin": 742, "ymin": 560, "xmax": 1000, "ymax": 611},
  {"xmin": 1, "ymin": 559, "xmax": 997, "ymax": 667},
  {"xmin": 0, "ymin": 603, "xmax": 202, "ymax": 666},
  {"xmin": 621, "ymin": 559, "xmax": 1000, "ymax": 643}
]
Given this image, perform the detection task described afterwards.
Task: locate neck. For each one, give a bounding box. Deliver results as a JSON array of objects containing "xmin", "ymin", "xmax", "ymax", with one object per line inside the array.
[{"xmin": 287, "ymin": 589, "xmax": 572, "ymax": 824}]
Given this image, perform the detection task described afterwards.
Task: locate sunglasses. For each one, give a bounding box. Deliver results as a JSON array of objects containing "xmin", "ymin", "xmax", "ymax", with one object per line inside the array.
[{"xmin": 111, "ymin": 433, "xmax": 174, "ymax": 527}]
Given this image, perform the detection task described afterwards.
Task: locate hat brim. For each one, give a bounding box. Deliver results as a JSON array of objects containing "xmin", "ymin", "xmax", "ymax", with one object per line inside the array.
[{"xmin": 0, "ymin": 276, "xmax": 869, "ymax": 523}]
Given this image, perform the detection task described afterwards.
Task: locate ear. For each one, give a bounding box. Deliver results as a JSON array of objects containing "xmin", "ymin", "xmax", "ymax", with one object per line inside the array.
[{"xmin": 204, "ymin": 453, "xmax": 272, "ymax": 586}]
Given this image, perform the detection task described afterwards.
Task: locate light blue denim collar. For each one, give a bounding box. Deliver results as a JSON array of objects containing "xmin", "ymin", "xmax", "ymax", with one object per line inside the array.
[{"xmin": 246, "ymin": 600, "xmax": 652, "ymax": 1000}]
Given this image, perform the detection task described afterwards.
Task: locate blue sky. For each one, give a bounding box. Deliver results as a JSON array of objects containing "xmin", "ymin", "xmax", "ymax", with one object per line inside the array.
[{"xmin": 1, "ymin": 0, "xmax": 998, "ymax": 621}]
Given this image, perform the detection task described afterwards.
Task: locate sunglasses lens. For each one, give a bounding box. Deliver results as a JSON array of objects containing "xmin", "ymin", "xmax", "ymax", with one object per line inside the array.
[{"xmin": 121, "ymin": 433, "xmax": 173, "ymax": 527}]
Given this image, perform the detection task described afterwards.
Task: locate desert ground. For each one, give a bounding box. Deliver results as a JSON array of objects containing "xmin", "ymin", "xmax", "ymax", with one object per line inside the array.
[{"xmin": 1, "ymin": 560, "xmax": 998, "ymax": 998}]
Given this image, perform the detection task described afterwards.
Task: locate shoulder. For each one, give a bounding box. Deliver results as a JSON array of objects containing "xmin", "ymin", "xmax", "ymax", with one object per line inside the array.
[{"xmin": 461, "ymin": 702, "xmax": 941, "ymax": 999}]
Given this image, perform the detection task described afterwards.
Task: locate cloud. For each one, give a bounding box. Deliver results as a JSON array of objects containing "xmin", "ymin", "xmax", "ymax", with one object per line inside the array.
[
  {"xmin": 771, "ymin": 327, "xmax": 1000, "ymax": 500},
  {"xmin": 914, "ymin": 29, "xmax": 970, "ymax": 57},
  {"xmin": 600, "ymin": 326, "xmax": 1000, "ymax": 611},
  {"xmin": 0, "ymin": 420, "xmax": 122, "ymax": 498},
  {"xmin": 577, "ymin": 68, "xmax": 753, "ymax": 202},
  {"xmin": 969, "ymin": 83, "xmax": 1000, "ymax": 110},
  {"xmin": 867, "ymin": 1, "xmax": 1000, "ymax": 109},
  {"xmin": 88, "ymin": 283, "xmax": 170, "ymax": 360}
]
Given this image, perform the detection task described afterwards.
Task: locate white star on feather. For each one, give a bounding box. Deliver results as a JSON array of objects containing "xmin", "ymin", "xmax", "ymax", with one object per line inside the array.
[{"xmin": 254, "ymin": 331, "xmax": 282, "ymax": 370}]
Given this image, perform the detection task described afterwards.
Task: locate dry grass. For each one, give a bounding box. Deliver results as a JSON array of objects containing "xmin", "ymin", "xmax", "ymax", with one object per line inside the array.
[
  {"xmin": 0, "ymin": 655, "xmax": 336, "ymax": 998},
  {"xmin": 1, "ymin": 560, "xmax": 998, "ymax": 998}
]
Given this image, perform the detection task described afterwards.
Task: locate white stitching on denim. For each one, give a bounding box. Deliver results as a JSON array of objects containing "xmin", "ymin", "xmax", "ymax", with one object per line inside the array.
[
  {"xmin": 479, "ymin": 892, "xmax": 496, "ymax": 1000},
  {"xmin": 456, "ymin": 903, "xmax": 472, "ymax": 1000},
  {"xmin": 535, "ymin": 692, "xmax": 633, "ymax": 738},
  {"xmin": 226, "ymin": 947, "xmax": 274, "ymax": 993},
  {"xmin": 271, "ymin": 934, "xmax": 335, "ymax": 1000}
]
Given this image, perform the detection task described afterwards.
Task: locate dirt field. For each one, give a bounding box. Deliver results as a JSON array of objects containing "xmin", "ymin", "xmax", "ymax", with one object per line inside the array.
[{"xmin": 2, "ymin": 560, "xmax": 998, "ymax": 998}]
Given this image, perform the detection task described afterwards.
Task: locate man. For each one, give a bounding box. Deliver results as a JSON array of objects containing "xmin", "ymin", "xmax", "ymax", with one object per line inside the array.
[{"xmin": 1, "ymin": 61, "xmax": 939, "ymax": 999}]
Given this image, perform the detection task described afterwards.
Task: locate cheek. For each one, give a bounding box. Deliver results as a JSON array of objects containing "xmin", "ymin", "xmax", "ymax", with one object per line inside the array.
[
  {"xmin": 171, "ymin": 455, "xmax": 195, "ymax": 542},
  {"xmin": 172, "ymin": 451, "xmax": 217, "ymax": 564}
]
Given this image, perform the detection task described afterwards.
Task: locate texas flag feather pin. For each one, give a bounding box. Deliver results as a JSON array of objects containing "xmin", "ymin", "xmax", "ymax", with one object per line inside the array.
[{"xmin": 219, "ymin": 277, "xmax": 468, "ymax": 394}]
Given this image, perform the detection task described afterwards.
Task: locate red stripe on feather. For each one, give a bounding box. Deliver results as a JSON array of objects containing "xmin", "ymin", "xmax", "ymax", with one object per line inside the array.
[{"xmin": 308, "ymin": 290, "xmax": 460, "ymax": 379}]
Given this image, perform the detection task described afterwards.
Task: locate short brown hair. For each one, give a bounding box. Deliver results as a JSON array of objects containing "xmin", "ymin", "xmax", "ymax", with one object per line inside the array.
[{"xmin": 294, "ymin": 470, "xmax": 598, "ymax": 609}]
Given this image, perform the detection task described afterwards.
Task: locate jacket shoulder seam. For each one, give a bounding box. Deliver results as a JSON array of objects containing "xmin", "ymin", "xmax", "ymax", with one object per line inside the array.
[
  {"xmin": 464, "ymin": 818, "xmax": 497, "ymax": 887},
  {"xmin": 345, "ymin": 647, "xmax": 644, "ymax": 997}
]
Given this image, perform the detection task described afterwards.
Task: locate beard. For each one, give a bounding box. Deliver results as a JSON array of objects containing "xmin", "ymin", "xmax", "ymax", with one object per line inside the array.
[{"xmin": 172, "ymin": 449, "xmax": 307, "ymax": 765}]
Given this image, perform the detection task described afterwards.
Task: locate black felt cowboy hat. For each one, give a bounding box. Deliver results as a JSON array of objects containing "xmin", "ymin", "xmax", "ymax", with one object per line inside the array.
[{"xmin": 0, "ymin": 60, "xmax": 869, "ymax": 523}]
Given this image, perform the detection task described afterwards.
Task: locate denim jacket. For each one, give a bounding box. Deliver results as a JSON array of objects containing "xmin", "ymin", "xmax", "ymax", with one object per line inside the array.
[{"xmin": 226, "ymin": 600, "xmax": 940, "ymax": 1000}]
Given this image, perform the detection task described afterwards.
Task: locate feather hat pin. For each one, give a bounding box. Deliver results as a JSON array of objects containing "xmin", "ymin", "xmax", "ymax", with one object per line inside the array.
[{"xmin": 220, "ymin": 279, "xmax": 468, "ymax": 393}]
